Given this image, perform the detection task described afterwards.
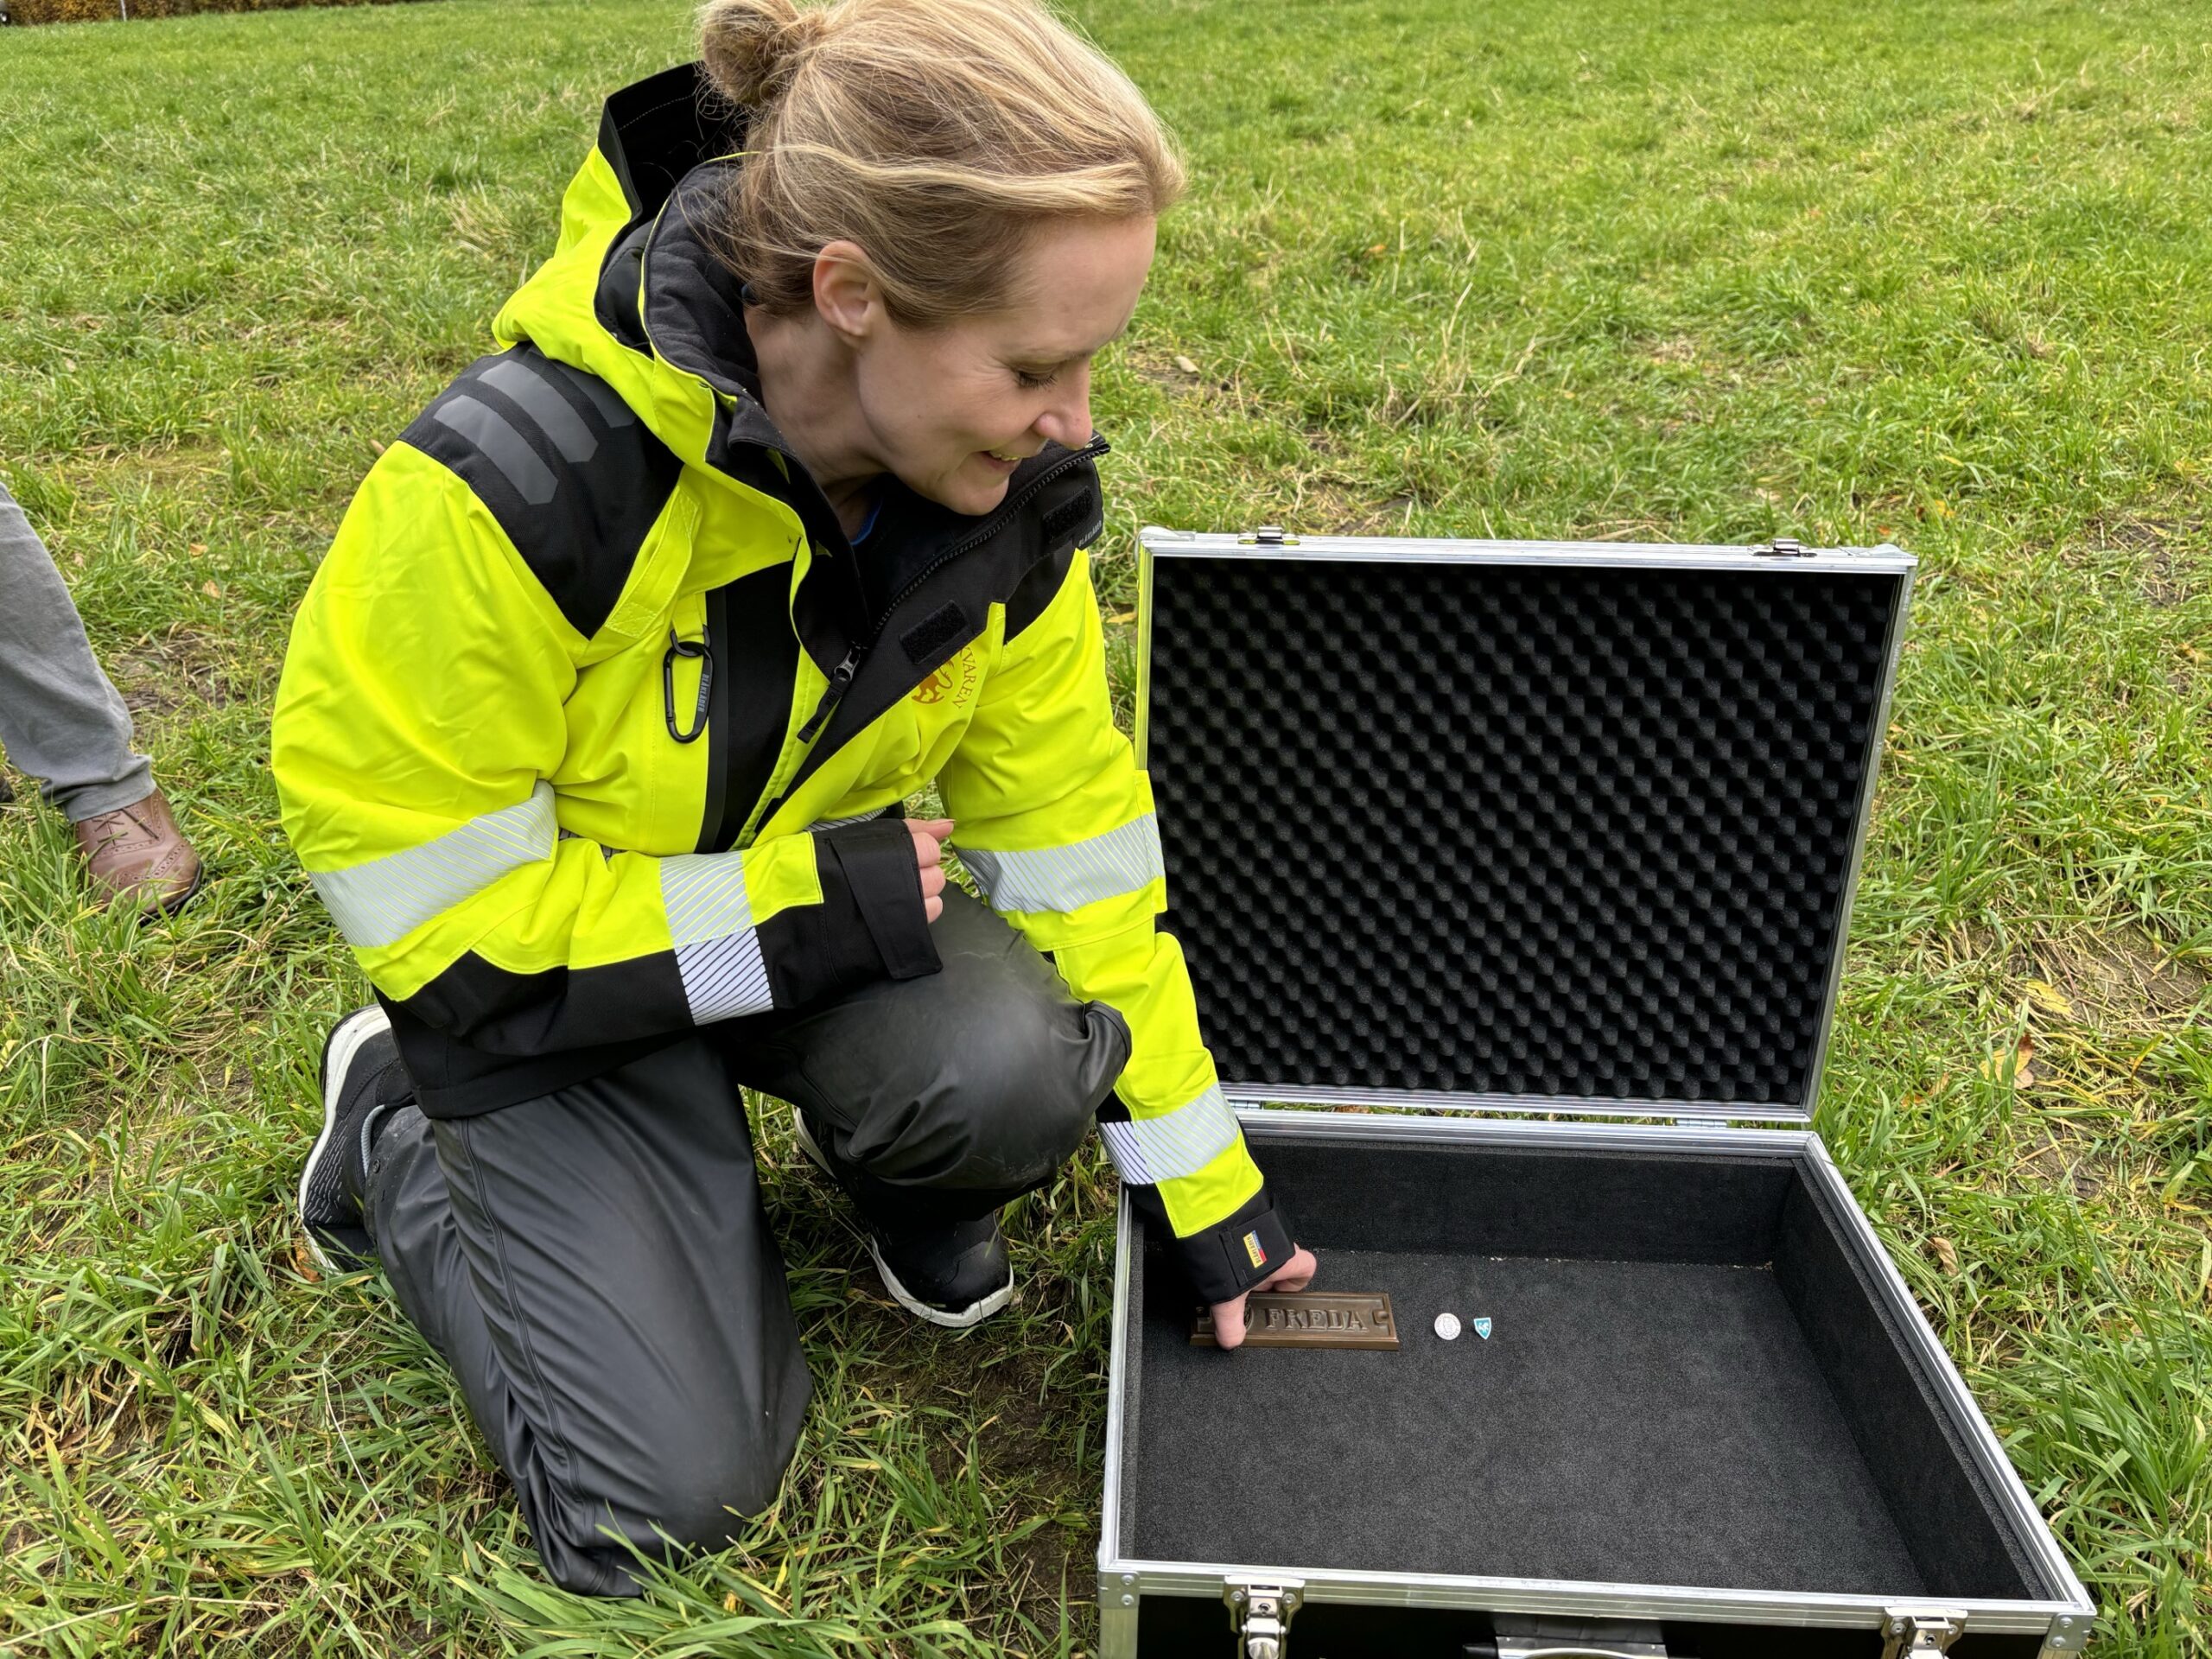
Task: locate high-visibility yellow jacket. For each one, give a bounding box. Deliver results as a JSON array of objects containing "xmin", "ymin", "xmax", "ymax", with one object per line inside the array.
[{"xmin": 271, "ymin": 65, "xmax": 1293, "ymax": 1300}]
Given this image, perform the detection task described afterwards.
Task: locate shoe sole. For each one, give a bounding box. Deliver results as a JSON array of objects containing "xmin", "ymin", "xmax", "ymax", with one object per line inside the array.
[
  {"xmin": 791, "ymin": 1108, "xmax": 832, "ymax": 1177},
  {"xmin": 139, "ymin": 863, "xmax": 207, "ymax": 924},
  {"xmin": 868, "ymin": 1239, "xmax": 1015, "ymax": 1329},
  {"xmin": 297, "ymin": 1005, "xmax": 392, "ymax": 1276},
  {"xmin": 791, "ymin": 1109, "xmax": 1014, "ymax": 1329}
]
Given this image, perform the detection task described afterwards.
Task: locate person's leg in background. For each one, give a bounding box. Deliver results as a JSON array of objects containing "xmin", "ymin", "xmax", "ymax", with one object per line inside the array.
[
  {"xmin": 301, "ymin": 1012, "xmax": 811, "ymax": 1596},
  {"xmin": 728, "ymin": 887, "xmax": 1132, "ymax": 1325},
  {"xmin": 0, "ymin": 474, "xmax": 201, "ymax": 913}
]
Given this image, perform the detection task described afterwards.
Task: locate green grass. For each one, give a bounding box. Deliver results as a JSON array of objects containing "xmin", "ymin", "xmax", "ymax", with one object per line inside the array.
[{"xmin": 3, "ymin": 0, "xmax": 2210, "ymax": 1651}]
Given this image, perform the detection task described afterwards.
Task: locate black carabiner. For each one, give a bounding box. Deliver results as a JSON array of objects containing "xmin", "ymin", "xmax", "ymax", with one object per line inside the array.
[{"xmin": 663, "ymin": 626, "xmax": 712, "ymax": 744}]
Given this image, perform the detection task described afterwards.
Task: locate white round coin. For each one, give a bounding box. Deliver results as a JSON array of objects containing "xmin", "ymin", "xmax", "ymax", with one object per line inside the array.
[{"xmin": 1433, "ymin": 1312, "xmax": 1462, "ymax": 1341}]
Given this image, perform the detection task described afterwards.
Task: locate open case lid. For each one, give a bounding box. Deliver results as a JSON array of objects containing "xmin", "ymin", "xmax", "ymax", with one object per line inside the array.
[{"xmin": 1135, "ymin": 529, "xmax": 1916, "ymax": 1125}]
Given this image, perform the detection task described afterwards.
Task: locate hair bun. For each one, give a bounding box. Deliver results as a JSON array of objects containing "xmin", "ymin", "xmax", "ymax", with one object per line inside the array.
[{"xmin": 700, "ymin": 0, "xmax": 829, "ymax": 109}]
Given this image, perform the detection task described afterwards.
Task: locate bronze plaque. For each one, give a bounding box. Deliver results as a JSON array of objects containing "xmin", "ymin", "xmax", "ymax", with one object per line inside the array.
[{"xmin": 1190, "ymin": 1292, "xmax": 1399, "ymax": 1351}]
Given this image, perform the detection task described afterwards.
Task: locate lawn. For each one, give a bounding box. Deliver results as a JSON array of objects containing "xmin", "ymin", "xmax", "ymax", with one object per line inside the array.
[{"xmin": 3, "ymin": 0, "xmax": 2210, "ymax": 1653}]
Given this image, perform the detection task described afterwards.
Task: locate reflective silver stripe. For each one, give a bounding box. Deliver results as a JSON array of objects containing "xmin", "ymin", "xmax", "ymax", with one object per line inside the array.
[
  {"xmin": 963, "ymin": 814, "xmax": 1163, "ymax": 914},
  {"xmin": 481, "ymin": 359, "xmax": 599, "ymax": 464},
  {"xmin": 432, "ymin": 395, "xmax": 556, "ymax": 505},
  {"xmin": 661, "ymin": 853, "xmax": 772, "ymax": 1022},
  {"xmin": 809, "ymin": 808, "xmax": 892, "ymax": 834},
  {"xmin": 1098, "ymin": 1084, "xmax": 1240, "ymax": 1185},
  {"xmin": 675, "ymin": 932, "xmax": 772, "ymax": 1022},
  {"xmin": 309, "ymin": 784, "xmax": 557, "ymax": 950},
  {"xmin": 561, "ymin": 365, "xmax": 637, "ymax": 429}
]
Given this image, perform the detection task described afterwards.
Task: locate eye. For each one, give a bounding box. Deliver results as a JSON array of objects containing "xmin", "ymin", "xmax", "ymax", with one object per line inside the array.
[{"xmin": 1013, "ymin": 365, "xmax": 1060, "ymax": 391}]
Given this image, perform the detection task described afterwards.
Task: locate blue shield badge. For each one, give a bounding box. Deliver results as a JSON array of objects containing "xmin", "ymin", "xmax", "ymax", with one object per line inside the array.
[{"xmin": 1472, "ymin": 1316, "xmax": 1493, "ymax": 1340}]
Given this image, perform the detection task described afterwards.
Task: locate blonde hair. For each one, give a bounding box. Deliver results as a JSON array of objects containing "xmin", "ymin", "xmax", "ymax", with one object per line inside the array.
[{"xmin": 696, "ymin": 0, "xmax": 1185, "ymax": 327}]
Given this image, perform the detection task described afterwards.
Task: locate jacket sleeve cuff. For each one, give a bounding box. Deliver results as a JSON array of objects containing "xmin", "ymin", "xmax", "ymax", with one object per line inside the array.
[
  {"xmin": 759, "ymin": 819, "xmax": 942, "ymax": 1007},
  {"xmin": 1140, "ymin": 1184, "xmax": 1299, "ymax": 1306}
]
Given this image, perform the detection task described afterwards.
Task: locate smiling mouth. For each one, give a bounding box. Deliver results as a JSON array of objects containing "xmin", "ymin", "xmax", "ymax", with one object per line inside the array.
[{"xmin": 983, "ymin": 448, "xmax": 1032, "ymax": 463}]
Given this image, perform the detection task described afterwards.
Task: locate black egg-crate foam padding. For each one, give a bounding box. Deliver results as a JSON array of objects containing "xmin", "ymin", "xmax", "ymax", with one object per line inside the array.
[
  {"xmin": 1117, "ymin": 1135, "xmax": 2056, "ymax": 1604},
  {"xmin": 1142, "ymin": 556, "xmax": 1904, "ymax": 1107}
]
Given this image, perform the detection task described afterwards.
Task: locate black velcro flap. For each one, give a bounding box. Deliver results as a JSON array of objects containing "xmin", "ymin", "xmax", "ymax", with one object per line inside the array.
[
  {"xmin": 822, "ymin": 819, "xmax": 940, "ymax": 982},
  {"xmin": 899, "ymin": 601, "xmax": 969, "ymax": 666},
  {"xmin": 1039, "ymin": 487, "xmax": 1098, "ymax": 547}
]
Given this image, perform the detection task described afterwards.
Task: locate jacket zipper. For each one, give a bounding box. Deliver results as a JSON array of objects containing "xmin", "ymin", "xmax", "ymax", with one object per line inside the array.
[
  {"xmin": 788, "ymin": 435, "xmax": 1109, "ymax": 747},
  {"xmin": 794, "ymin": 645, "xmax": 861, "ymax": 741},
  {"xmin": 766, "ymin": 434, "xmax": 1110, "ymax": 819}
]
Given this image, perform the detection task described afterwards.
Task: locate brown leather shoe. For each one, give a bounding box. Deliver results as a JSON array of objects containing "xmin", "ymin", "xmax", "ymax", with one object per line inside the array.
[{"xmin": 73, "ymin": 786, "xmax": 204, "ymax": 916}]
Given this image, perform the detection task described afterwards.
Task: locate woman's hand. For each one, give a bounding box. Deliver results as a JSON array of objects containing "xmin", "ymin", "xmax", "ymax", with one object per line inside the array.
[
  {"xmin": 909, "ymin": 817, "xmax": 954, "ymax": 923},
  {"xmin": 1206, "ymin": 1245, "xmax": 1320, "ymax": 1351}
]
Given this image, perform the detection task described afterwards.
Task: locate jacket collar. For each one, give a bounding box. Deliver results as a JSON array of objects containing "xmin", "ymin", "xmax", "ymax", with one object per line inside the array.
[
  {"xmin": 506, "ymin": 65, "xmax": 1109, "ymax": 671},
  {"xmin": 635, "ymin": 149, "xmax": 1104, "ymax": 568}
]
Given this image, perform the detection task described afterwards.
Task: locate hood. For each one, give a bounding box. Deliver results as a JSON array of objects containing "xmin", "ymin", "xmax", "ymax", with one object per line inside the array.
[
  {"xmin": 488, "ymin": 65, "xmax": 1103, "ymax": 585},
  {"xmin": 492, "ymin": 66, "xmax": 747, "ymax": 482}
]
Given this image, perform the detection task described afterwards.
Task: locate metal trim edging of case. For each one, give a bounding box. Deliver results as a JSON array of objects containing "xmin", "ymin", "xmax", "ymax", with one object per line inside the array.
[
  {"xmin": 1096, "ymin": 1116, "xmax": 2096, "ymax": 1657},
  {"xmin": 1109, "ymin": 532, "xmax": 2094, "ymax": 1656},
  {"xmin": 1134, "ymin": 529, "xmax": 1919, "ymax": 1127}
]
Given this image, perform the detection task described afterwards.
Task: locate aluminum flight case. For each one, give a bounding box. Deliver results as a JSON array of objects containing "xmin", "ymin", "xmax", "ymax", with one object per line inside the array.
[{"xmin": 1098, "ymin": 528, "xmax": 2095, "ymax": 1659}]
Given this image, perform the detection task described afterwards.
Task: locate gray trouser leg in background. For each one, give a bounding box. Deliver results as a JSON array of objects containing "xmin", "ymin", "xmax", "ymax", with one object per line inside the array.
[
  {"xmin": 361, "ymin": 891, "xmax": 1124, "ymax": 1597},
  {"xmin": 0, "ymin": 476, "xmax": 153, "ymax": 821}
]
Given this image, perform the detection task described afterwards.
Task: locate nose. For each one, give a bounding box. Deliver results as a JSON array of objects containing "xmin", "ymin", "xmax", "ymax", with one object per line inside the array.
[{"xmin": 1033, "ymin": 361, "xmax": 1093, "ymax": 448}]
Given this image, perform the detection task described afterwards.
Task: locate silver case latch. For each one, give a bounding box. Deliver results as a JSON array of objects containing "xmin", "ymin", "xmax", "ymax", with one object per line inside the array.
[
  {"xmin": 1224, "ymin": 1576, "xmax": 1304, "ymax": 1659},
  {"xmin": 1881, "ymin": 1607, "xmax": 1968, "ymax": 1657}
]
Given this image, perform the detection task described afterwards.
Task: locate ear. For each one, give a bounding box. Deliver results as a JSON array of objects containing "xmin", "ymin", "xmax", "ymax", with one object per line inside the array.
[{"xmin": 810, "ymin": 239, "xmax": 881, "ymax": 345}]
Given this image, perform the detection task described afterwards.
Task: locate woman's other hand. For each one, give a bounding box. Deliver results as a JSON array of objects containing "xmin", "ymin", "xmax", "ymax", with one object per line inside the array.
[
  {"xmin": 909, "ymin": 817, "xmax": 954, "ymax": 922},
  {"xmin": 1207, "ymin": 1245, "xmax": 1319, "ymax": 1351}
]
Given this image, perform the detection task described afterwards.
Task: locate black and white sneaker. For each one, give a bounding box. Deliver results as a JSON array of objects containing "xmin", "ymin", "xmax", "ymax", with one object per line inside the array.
[
  {"xmin": 297, "ymin": 1004, "xmax": 405, "ymax": 1274},
  {"xmin": 792, "ymin": 1109, "xmax": 1015, "ymax": 1329}
]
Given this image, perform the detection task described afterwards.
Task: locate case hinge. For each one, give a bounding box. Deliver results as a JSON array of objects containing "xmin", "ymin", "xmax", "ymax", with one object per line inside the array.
[
  {"xmin": 1758, "ymin": 536, "xmax": 1810, "ymax": 557},
  {"xmin": 1224, "ymin": 1576, "xmax": 1303, "ymax": 1659},
  {"xmin": 1241, "ymin": 524, "xmax": 1300, "ymax": 547},
  {"xmin": 1880, "ymin": 1607, "xmax": 1968, "ymax": 1657}
]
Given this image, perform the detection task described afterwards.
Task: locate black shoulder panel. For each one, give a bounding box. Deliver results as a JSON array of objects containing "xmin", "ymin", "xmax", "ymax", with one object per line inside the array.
[
  {"xmin": 1003, "ymin": 543, "xmax": 1077, "ymax": 643},
  {"xmin": 1004, "ymin": 461, "xmax": 1103, "ymax": 641},
  {"xmin": 400, "ymin": 346, "xmax": 683, "ymax": 639}
]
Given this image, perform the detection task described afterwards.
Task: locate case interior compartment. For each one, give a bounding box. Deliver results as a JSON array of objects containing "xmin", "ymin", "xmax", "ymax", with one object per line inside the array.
[{"xmin": 1116, "ymin": 1129, "xmax": 2060, "ymax": 1605}]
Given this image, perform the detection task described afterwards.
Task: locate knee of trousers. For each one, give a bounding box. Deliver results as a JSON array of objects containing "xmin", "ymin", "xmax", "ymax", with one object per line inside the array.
[
  {"xmin": 556, "ymin": 1433, "xmax": 791, "ymax": 1575},
  {"xmin": 642, "ymin": 1457, "xmax": 785, "ymax": 1558},
  {"xmin": 874, "ymin": 998, "xmax": 1130, "ymax": 1192}
]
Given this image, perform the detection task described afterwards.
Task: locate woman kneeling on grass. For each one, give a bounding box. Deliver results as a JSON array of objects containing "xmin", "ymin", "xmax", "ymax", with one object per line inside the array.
[{"xmin": 271, "ymin": 0, "xmax": 1315, "ymax": 1595}]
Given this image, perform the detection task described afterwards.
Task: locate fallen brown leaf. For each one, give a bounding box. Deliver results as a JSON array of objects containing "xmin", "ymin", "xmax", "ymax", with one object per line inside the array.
[{"xmin": 1979, "ymin": 1031, "xmax": 2035, "ymax": 1090}]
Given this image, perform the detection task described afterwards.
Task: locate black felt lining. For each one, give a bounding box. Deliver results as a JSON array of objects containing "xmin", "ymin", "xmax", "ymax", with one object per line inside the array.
[
  {"xmin": 1118, "ymin": 1133, "xmax": 2046, "ymax": 1602},
  {"xmin": 1776, "ymin": 1179, "xmax": 2057, "ymax": 1599},
  {"xmin": 1130, "ymin": 1244, "xmax": 1923, "ymax": 1592}
]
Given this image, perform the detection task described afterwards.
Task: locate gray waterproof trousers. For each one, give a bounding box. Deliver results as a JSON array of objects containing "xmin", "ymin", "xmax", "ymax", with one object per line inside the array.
[
  {"xmin": 360, "ymin": 890, "xmax": 1130, "ymax": 1595},
  {"xmin": 0, "ymin": 477, "xmax": 154, "ymax": 819}
]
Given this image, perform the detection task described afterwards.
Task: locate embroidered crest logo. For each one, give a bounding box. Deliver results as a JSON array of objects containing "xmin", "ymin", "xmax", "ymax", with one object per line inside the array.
[{"xmin": 911, "ymin": 652, "xmax": 979, "ymax": 708}]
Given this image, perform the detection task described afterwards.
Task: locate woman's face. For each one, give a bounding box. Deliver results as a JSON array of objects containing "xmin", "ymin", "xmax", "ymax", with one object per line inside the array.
[{"xmin": 850, "ymin": 214, "xmax": 1156, "ymax": 517}]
